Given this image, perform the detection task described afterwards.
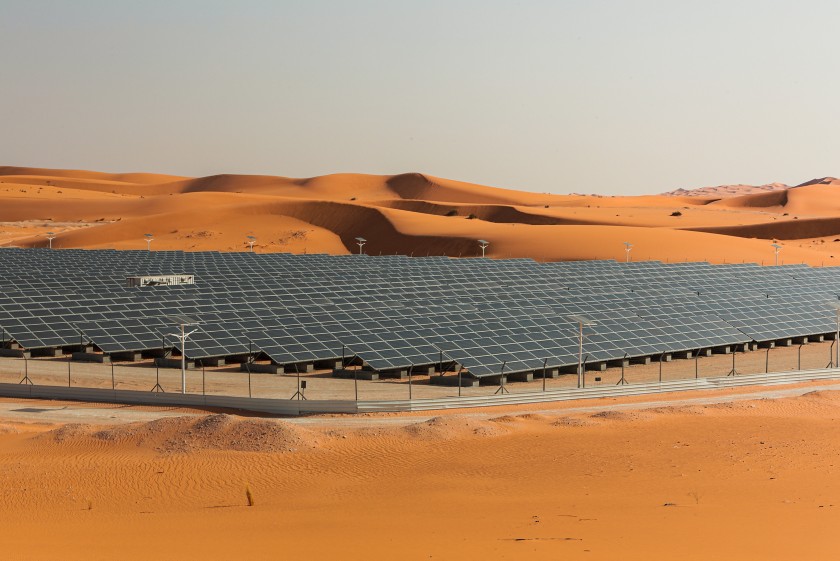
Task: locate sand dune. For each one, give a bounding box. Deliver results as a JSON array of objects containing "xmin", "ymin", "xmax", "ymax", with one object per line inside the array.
[
  {"xmin": 4, "ymin": 166, "xmax": 840, "ymax": 560},
  {"xmin": 662, "ymin": 182, "xmax": 788, "ymax": 198},
  {"xmin": 687, "ymin": 217, "xmax": 840, "ymax": 241},
  {"xmin": 3, "ymin": 387, "xmax": 840, "ymax": 560},
  {"xmin": 0, "ymin": 165, "xmax": 186, "ymax": 184},
  {"xmin": 1, "ymin": 166, "xmax": 839, "ymax": 265}
]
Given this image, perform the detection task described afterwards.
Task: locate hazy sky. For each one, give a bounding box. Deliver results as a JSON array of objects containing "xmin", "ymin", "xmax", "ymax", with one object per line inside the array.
[{"xmin": 1, "ymin": 1, "xmax": 838, "ymax": 195}]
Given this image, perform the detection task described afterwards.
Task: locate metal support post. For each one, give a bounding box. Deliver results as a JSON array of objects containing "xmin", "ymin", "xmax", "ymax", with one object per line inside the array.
[
  {"xmin": 727, "ymin": 348, "xmax": 737, "ymax": 376},
  {"xmin": 408, "ymin": 364, "xmax": 413, "ymax": 400},
  {"xmin": 836, "ymin": 315, "xmax": 840, "ymax": 368},
  {"xmin": 246, "ymin": 359, "xmax": 252, "ymax": 398},
  {"xmin": 695, "ymin": 350, "xmax": 700, "ymax": 379},
  {"xmin": 659, "ymin": 352, "xmax": 665, "ymax": 383},
  {"xmin": 152, "ymin": 365, "xmax": 164, "ymax": 392},
  {"xmin": 180, "ymin": 324, "xmax": 186, "ymax": 394},
  {"xmin": 494, "ymin": 361, "xmax": 509, "ymax": 395},
  {"xmin": 542, "ymin": 358, "xmax": 548, "ymax": 392},
  {"xmin": 19, "ymin": 354, "xmax": 32, "ymax": 385},
  {"xmin": 291, "ymin": 363, "xmax": 306, "ymax": 400},
  {"xmin": 581, "ymin": 355, "xmax": 589, "ymax": 388},
  {"xmin": 798, "ymin": 343, "xmax": 804, "ymax": 370},
  {"xmin": 577, "ymin": 322, "xmax": 584, "ymax": 388},
  {"xmin": 616, "ymin": 352, "xmax": 628, "ymax": 385}
]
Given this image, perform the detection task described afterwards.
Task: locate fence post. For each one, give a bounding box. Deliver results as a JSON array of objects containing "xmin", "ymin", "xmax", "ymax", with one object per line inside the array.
[
  {"xmin": 695, "ymin": 350, "xmax": 700, "ymax": 379},
  {"xmin": 659, "ymin": 352, "xmax": 665, "ymax": 383},
  {"xmin": 798, "ymin": 343, "xmax": 804, "ymax": 370}
]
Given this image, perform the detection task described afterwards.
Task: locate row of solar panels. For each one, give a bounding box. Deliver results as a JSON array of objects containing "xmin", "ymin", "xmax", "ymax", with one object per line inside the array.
[{"xmin": 0, "ymin": 249, "xmax": 839, "ymax": 376}]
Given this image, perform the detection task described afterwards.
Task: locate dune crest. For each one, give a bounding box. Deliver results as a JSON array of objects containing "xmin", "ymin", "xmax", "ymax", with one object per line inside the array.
[
  {"xmin": 1, "ymin": 166, "xmax": 838, "ymax": 265},
  {"xmin": 38, "ymin": 414, "xmax": 318, "ymax": 454}
]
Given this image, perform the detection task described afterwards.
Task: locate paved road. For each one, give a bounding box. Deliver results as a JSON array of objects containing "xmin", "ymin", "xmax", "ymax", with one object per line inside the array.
[{"xmin": 1, "ymin": 380, "xmax": 838, "ymax": 428}]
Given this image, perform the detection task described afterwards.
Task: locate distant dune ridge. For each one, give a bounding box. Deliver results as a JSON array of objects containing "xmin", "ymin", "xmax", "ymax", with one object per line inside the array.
[
  {"xmin": 0, "ymin": 166, "xmax": 839, "ymax": 266},
  {"xmin": 661, "ymin": 182, "xmax": 789, "ymax": 198},
  {"xmin": 661, "ymin": 176, "xmax": 840, "ymax": 199}
]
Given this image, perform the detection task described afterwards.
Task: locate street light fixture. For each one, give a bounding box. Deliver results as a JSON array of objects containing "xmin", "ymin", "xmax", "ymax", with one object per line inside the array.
[
  {"xmin": 623, "ymin": 241, "xmax": 633, "ymax": 263},
  {"xmin": 46, "ymin": 232, "xmax": 56, "ymax": 249},
  {"xmin": 355, "ymin": 237, "xmax": 366, "ymax": 255},
  {"xmin": 144, "ymin": 233, "xmax": 154, "ymax": 252},
  {"xmin": 477, "ymin": 239, "xmax": 489, "ymax": 258},
  {"xmin": 246, "ymin": 235, "xmax": 256, "ymax": 252},
  {"xmin": 829, "ymin": 301, "xmax": 840, "ymax": 368},
  {"xmin": 166, "ymin": 315, "xmax": 199, "ymax": 394},
  {"xmin": 568, "ymin": 314, "xmax": 597, "ymax": 389},
  {"xmin": 771, "ymin": 243, "xmax": 782, "ymax": 266}
]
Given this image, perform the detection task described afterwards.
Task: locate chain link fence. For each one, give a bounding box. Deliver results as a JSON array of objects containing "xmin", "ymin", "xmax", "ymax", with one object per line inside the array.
[{"xmin": 0, "ymin": 339, "xmax": 836, "ymax": 407}]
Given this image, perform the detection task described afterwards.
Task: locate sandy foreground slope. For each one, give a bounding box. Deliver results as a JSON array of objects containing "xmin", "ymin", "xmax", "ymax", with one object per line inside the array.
[
  {"xmin": 0, "ymin": 386, "xmax": 838, "ymax": 560},
  {"xmin": 2, "ymin": 166, "xmax": 840, "ymax": 264},
  {"xmin": 3, "ymin": 166, "xmax": 840, "ymax": 559}
]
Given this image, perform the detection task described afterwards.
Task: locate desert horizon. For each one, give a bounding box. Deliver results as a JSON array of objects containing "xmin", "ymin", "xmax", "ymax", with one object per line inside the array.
[
  {"xmin": 3, "ymin": 383, "xmax": 840, "ymax": 561},
  {"xmin": 2, "ymin": 165, "xmax": 840, "ymax": 267},
  {"xmin": 5, "ymin": 1, "xmax": 840, "ymax": 558},
  {"xmin": 4, "ymin": 165, "xmax": 840, "ymax": 561}
]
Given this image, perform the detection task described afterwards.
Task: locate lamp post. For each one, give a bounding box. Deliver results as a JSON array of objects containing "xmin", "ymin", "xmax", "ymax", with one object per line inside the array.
[
  {"xmin": 771, "ymin": 243, "xmax": 782, "ymax": 266},
  {"xmin": 246, "ymin": 235, "xmax": 256, "ymax": 252},
  {"xmin": 569, "ymin": 314, "xmax": 596, "ymax": 389},
  {"xmin": 46, "ymin": 232, "xmax": 56, "ymax": 249},
  {"xmin": 623, "ymin": 241, "xmax": 633, "ymax": 263},
  {"xmin": 144, "ymin": 233, "xmax": 154, "ymax": 252},
  {"xmin": 167, "ymin": 316, "xmax": 199, "ymax": 394},
  {"xmin": 829, "ymin": 302, "xmax": 840, "ymax": 368},
  {"xmin": 477, "ymin": 239, "xmax": 489, "ymax": 258},
  {"xmin": 355, "ymin": 237, "xmax": 366, "ymax": 255}
]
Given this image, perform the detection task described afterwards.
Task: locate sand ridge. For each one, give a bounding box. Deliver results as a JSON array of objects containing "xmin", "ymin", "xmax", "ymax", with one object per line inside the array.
[
  {"xmin": 2, "ymin": 166, "xmax": 840, "ymax": 264},
  {"xmin": 2, "ymin": 389, "xmax": 840, "ymax": 559}
]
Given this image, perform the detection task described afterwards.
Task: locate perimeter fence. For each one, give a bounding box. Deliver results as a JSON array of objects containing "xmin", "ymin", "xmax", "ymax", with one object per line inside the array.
[{"xmin": 0, "ymin": 338, "xmax": 838, "ymax": 413}]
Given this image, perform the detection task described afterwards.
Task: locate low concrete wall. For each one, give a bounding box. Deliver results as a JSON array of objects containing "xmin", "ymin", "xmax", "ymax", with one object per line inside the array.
[
  {"xmin": 3, "ymin": 369, "xmax": 840, "ymax": 416},
  {"xmin": 0, "ymin": 383, "xmax": 358, "ymax": 416}
]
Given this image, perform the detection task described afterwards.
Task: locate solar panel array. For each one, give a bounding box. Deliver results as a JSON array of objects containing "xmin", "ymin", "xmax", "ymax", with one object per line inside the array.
[{"xmin": 0, "ymin": 248, "xmax": 839, "ymax": 378}]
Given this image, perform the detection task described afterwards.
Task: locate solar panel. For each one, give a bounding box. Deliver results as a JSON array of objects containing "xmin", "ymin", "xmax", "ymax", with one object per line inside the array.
[{"xmin": 1, "ymin": 248, "xmax": 839, "ymax": 377}]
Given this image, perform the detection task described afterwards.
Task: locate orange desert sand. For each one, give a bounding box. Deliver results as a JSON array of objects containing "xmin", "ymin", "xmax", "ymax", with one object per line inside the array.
[
  {"xmin": 3, "ymin": 166, "xmax": 840, "ymax": 559},
  {"xmin": 3, "ymin": 166, "xmax": 840, "ymax": 264},
  {"xmin": 2, "ymin": 386, "xmax": 840, "ymax": 560}
]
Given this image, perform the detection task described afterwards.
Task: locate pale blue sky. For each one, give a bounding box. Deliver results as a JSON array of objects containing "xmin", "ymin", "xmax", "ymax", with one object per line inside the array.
[{"xmin": 1, "ymin": 1, "xmax": 837, "ymax": 194}]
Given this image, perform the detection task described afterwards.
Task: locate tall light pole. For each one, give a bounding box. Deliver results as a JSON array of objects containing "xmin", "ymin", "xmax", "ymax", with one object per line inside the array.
[
  {"xmin": 771, "ymin": 242, "xmax": 782, "ymax": 266},
  {"xmin": 144, "ymin": 233, "xmax": 154, "ymax": 252},
  {"xmin": 477, "ymin": 239, "xmax": 489, "ymax": 258},
  {"xmin": 830, "ymin": 301, "xmax": 840, "ymax": 368},
  {"xmin": 355, "ymin": 237, "xmax": 366, "ymax": 255},
  {"xmin": 569, "ymin": 314, "xmax": 596, "ymax": 389},
  {"xmin": 168, "ymin": 318, "xmax": 199, "ymax": 394},
  {"xmin": 623, "ymin": 241, "xmax": 633, "ymax": 263},
  {"xmin": 246, "ymin": 235, "xmax": 256, "ymax": 252},
  {"xmin": 46, "ymin": 232, "xmax": 56, "ymax": 249}
]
